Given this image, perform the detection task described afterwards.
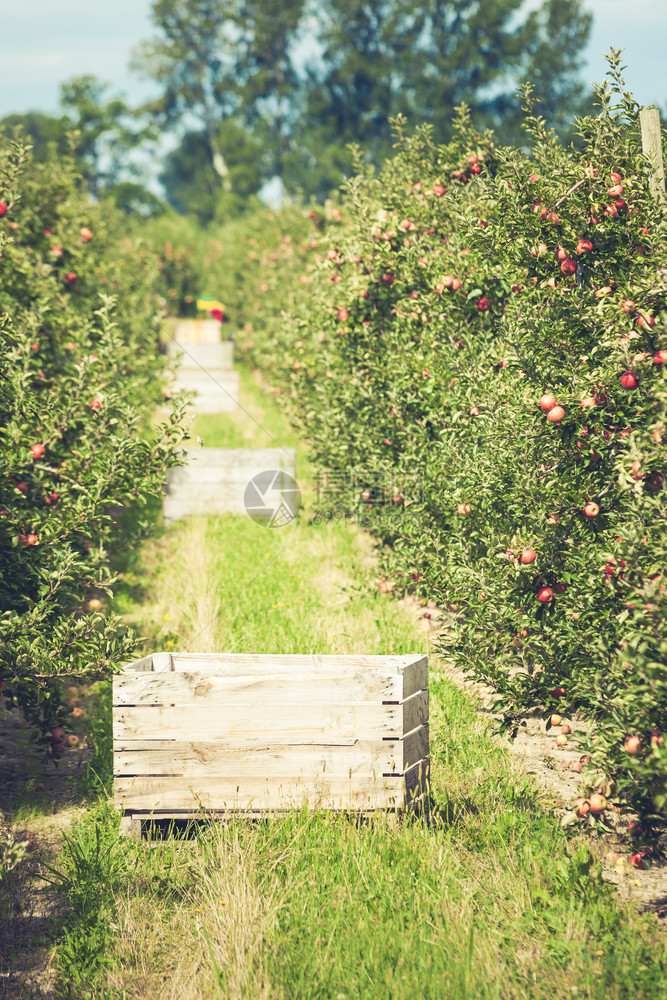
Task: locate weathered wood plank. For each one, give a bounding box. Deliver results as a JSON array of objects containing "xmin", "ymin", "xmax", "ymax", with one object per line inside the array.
[
  {"xmin": 114, "ymin": 670, "xmax": 404, "ymax": 707},
  {"xmin": 640, "ymin": 108, "xmax": 666, "ymax": 202},
  {"xmin": 172, "ymin": 368, "xmax": 240, "ymax": 414},
  {"xmin": 403, "ymin": 689, "xmax": 428, "ymax": 734},
  {"xmin": 113, "ymin": 726, "xmax": 428, "ymax": 777},
  {"xmin": 162, "ymin": 447, "xmax": 296, "ymax": 521},
  {"xmin": 165, "ymin": 318, "xmax": 222, "ymax": 344},
  {"xmin": 166, "ymin": 448, "xmax": 295, "ymax": 482},
  {"xmin": 113, "ymin": 699, "xmax": 417, "ymax": 744},
  {"xmin": 167, "ymin": 341, "xmax": 233, "ymax": 369},
  {"xmin": 114, "ymin": 772, "xmax": 408, "ymax": 811},
  {"xmin": 122, "ymin": 652, "xmax": 427, "ymax": 701}
]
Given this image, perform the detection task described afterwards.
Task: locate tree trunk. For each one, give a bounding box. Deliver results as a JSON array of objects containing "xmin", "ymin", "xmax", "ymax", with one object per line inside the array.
[{"xmin": 206, "ymin": 115, "xmax": 232, "ymax": 192}]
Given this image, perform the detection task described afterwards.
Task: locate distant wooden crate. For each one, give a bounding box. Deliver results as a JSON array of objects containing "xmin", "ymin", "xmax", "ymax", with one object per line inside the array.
[
  {"xmin": 162, "ymin": 447, "xmax": 297, "ymax": 523},
  {"xmin": 167, "ymin": 341, "xmax": 234, "ymax": 370},
  {"xmin": 113, "ymin": 652, "xmax": 429, "ymax": 832},
  {"xmin": 172, "ymin": 368, "xmax": 240, "ymax": 413},
  {"xmin": 164, "ymin": 318, "xmax": 222, "ymax": 345}
]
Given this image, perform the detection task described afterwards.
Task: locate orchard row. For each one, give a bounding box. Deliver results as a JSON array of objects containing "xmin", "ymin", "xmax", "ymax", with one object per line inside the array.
[
  {"xmin": 180, "ymin": 75, "xmax": 666, "ymax": 831},
  {"xmin": 0, "ymin": 137, "xmax": 183, "ymax": 740}
]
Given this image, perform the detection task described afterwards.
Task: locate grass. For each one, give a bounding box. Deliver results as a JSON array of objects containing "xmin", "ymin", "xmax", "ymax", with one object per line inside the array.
[{"xmin": 9, "ymin": 366, "xmax": 667, "ymax": 998}]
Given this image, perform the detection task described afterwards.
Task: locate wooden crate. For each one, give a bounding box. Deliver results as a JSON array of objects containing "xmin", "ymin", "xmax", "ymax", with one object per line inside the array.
[
  {"xmin": 113, "ymin": 652, "xmax": 429, "ymax": 831},
  {"xmin": 172, "ymin": 367, "xmax": 240, "ymax": 413},
  {"xmin": 167, "ymin": 341, "xmax": 234, "ymax": 370},
  {"xmin": 164, "ymin": 318, "xmax": 222, "ymax": 344},
  {"xmin": 162, "ymin": 447, "xmax": 297, "ymax": 523}
]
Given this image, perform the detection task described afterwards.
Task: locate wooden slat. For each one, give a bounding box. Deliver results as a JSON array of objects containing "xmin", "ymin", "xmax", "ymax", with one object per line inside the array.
[
  {"xmin": 171, "ymin": 369, "xmax": 240, "ymax": 414},
  {"xmin": 166, "ymin": 448, "xmax": 295, "ymax": 483},
  {"xmin": 113, "ymin": 693, "xmax": 427, "ymax": 745},
  {"xmin": 114, "ymin": 772, "xmax": 408, "ymax": 811},
  {"xmin": 113, "ymin": 726, "xmax": 428, "ymax": 777},
  {"xmin": 173, "ymin": 370, "xmax": 238, "ymax": 391},
  {"xmin": 120, "ymin": 652, "xmax": 427, "ymax": 701},
  {"xmin": 403, "ymin": 689, "xmax": 428, "ymax": 734},
  {"xmin": 167, "ymin": 319, "xmax": 222, "ymax": 344},
  {"xmin": 404, "ymin": 758, "xmax": 430, "ymax": 802},
  {"xmin": 167, "ymin": 342, "xmax": 233, "ymax": 369},
  {"xmin": 640, "ymin": 108, "xmax": 666, "ymax": 202},
  {"xmin": 114, "ymin": 670, "xmax": 404, "ymax": 707}
]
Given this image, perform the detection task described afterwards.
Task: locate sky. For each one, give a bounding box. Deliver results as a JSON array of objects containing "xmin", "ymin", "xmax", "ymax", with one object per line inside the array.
[{"xmin": 0, "ymin": 0, "xmax": 665, "ymax": 122}]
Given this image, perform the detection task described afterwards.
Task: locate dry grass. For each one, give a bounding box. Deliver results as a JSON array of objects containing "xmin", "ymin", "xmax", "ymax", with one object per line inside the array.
[
  {"xmin": 132, "ymin": 518, "xmax": 222, "ymax": 654},
  {"xmin": 108, "ymin": 824, "xmax": 284, "ymax": 1000}
]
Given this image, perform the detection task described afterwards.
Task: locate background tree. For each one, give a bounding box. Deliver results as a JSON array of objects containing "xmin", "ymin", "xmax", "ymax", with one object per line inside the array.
[
  {"xmin": 290, "ymin": 0, "xmax": 594, "ymax": 195},
  {"xmin": 160, "ymin": 120, "xmax": 264, "ymax": 222},
  {"xmin": 133, "ymin": 0, "xmax": 306, "ymax": 208},
  {"xmin": 0, "ymin": 77, "xmax": 156, "ymax": 206}
]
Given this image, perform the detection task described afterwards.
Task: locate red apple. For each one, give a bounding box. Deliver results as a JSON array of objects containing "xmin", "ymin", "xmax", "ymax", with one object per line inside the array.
[
  {"xmin": 90, "ymin": 398, "xmax": 102, "ymax": 410},
  {"xmin": 432, "ymin": 184, "xmax": 446, "ymax": 197},
  {"xmin": 65, "ymin": 271, "xmax": 77, "ymax": 284},
  {"xmin": 589, "ymin": 793, "xmax": 607, "ymax": 815},
  {"xmin": 546, "ymin": 405, "xmax": 565, "ymax": 423},
  {"xmin": 539, "ymin": 394, "xmax": 557, "ymax": 411},
  {"xmin": 560, "ymin": 258, "xmax": 577, "ymax": 275},
  {"xmin": 30, "ymin": 443, "xmax": 46, "ymax": 460},
  {"xmin": 520, "ymin": 548, "xmax": 536, "ymax": 564},
  {"xmin": 45, "ymin": 492, "xmax": 58, "ymax": 505},
  {"xmin": 337, "ymin": 308, "xmax": 349, "ymax": 321},
  {"xmin": 451, "ymin": 278, "xmax": 462, "ymax": 291},
  {"xmin": 620, "ymin": 372, "xmax": 638, "ymax": 389},
  {"xmin": 51, "ymin": 726, "xmax": 66, "ymax": 742},
  {"xmin": 457, "ymin": 503, "xmax": 471, "ymax": 516},
  {"xmin": 624, "ymin": 736, "xmax": 642, "ymax": 755},
  {"xmin": 576, "ymin": 239, "xmax": 593, "ymax": 254},
  {"xmin": 575, "ymin": 798, "xmax": 590, "ymax": 818},
  {"xmin": 20, "ymin": 534, "xmax": 39, "ymax": 546},
  {"xmin": 0, "ymin": 202, "xmax": 7, "ymax": 217},
  {"xmin": 477, "ymin": 297, "xmax": 490, "ymax": 312},
  {"xmin": 637, "ymin": 314, "xmax": 655, "ymax": 328},
  {"xmin": 621, "ymin": 300, "xmax": 635, "ymax": 312},
  {"xmin": 583, "ymin": 502, "xmax": 600, "ymax": 518},
  {"xmin": 555, "ymin": 247, "xmax": 569, "ymax": 261},
  {"xmin": 630, "ymin": 852, "xmax": 648, "ymax": 870},
  {"xmin": 653, "ymin": 350, "xmax": 667, "ymax": 364},
  {"xmin": 537, "ymin": 586, "xmax": 554, "ymax": 603}
]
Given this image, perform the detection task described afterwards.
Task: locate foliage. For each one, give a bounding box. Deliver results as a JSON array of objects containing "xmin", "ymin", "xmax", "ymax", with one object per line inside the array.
[
  {"xmin": 190, "ymin": 58, "xmax": 667, "ymax": 826},
  {"xmin": 0, "ymin": 75, "xmax": 157, "ymax": 208},
  {"xmin": 132, "ymin": 0, "xmax": 594, "ymax": 203},
  {"xmin": 160, "ymin": 122, "xmax": 265, "ymax": 223},
  {"xmin": 0, "ymin": 137, "xmax": 186, "ymax": 732}
]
